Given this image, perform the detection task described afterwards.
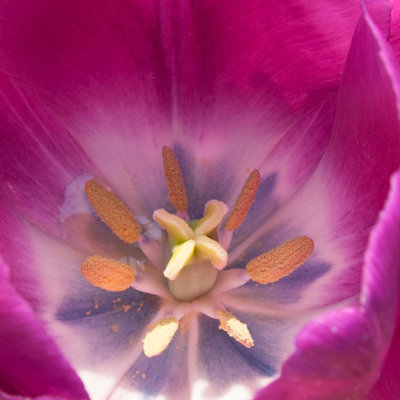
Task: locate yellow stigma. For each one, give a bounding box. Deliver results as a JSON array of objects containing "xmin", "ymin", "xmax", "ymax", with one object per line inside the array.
[
  {"xmin": 85, "ymin": 180, "xmax": 141, "ymax": 244},
  {"xmin": 162, "ymin": 146, "xmax": 188, "ymax": 212},
  {"xmin": 246, "ymin": 236, "xmax": 314, "ymax": 284},
  {"xmin": 143, "ymin": 317, "xmax": 179, "ymax": 357},
  {"xmin": 81, "ymin": 255, "xmax": 135, "ymax": 291},
  {"xmin": 225, "ymin": 169, "xmax": 260, "ymax": 231},
  {"xmin": 164, "ymin": 240, "xmax": 196, "ymax": 280},
  {"xmin": 194, "ymin": 235, "xmax": 227, "ymax": 270},
  {"xmin": 153, "ymin": 204, "xmax": 228, "ymax": 280},
  {"xmin": 153, "ymin": 209, "xmax": 193, "ymax": 244},
  {"xmin": 190, "ymin": 200, "xmax": 228, "ymax": 235},
  {"xmin": 217, "ymin": 309, "xmax": 254, "ymax": 348}
]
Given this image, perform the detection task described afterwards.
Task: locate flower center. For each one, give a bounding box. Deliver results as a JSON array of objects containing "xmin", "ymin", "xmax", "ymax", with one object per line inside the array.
[
  {"xmin": 80, "ymin": 145, "xmax": 314, "ymax": 357},
  {"xmin": 152, "ymin": 199, "xmax": 228, "ymax": 300}
]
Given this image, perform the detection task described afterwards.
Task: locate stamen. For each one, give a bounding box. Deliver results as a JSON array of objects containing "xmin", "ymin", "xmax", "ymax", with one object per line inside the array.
[
  {"xmin": 81, "ymin": 255, "xmax": 135, "ymax": 291},
  {"xmin": 191, "ymin": 200, "xmax": 228, "ymax": 235},
  {"xmin": 246, "ymin": 236, "xmax": 314, "ymax": 284},
  {"xmin": 162, "ymin": 146, "xmax": 188, "ymax": 212},
  {"xmin": 153, "ymin": 209, "xmax": 193, "ymax": 244},
  {"xmin": 143, "ymin": 317, "xmax": 179, "ymax": 357},
  {"xmin": 164, "ymin": 240, "xmax": 196, "ymax": 280},
  {"xmin": 85, "ymin": 180, "xmax": 141, "ymax": 244},
  {"xmin": 195, "ymin": 235, "xmax": 228, "ymax": 269},
  {"xmin": 217, "ymin": 309, "xmax": 254, "ymax": 348},
  {"xmin": 225, "ymin": 169, "xmax": 260, "ymax": 231}
]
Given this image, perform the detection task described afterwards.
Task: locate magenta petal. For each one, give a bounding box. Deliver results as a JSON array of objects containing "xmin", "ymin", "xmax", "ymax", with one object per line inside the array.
[
  {"xmin": 366, "ymin": 325, "xmax": 400, "ymax": 400},
  {"xmin": 0, "ymin": 391, "xmax": 66, "ymax": 400},
  {"xmin": 361, "ymin": 169, "xmax": 400, "ymax": 399},
  {"xmin": 159, "ymin": 0, "xmax": 391, "ymax": 109},
  {"xmin": 320, "ymin": 5, "xmax": 400, "ymax": 228},
  {"xmin": 0, "ymin": 0, "xmax": 385, "ymax": 110},
  {"xmin": 0, "ymin": 74, "xmax": 121, "ymax": 255},
  {"xmin": 261, "ymin": 5, "xmax": 400, "ymax": 305},
  {"xmin": 256, "ymin": 307, "xmax": 381, "ymax": 400},
  {"xmin": 0, "ymin": 256, "xmax": 88, "ymax": 399}
]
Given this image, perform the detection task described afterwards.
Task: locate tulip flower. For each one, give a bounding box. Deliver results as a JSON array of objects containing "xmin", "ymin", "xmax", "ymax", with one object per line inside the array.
[{"xmin": 1, "ymin": 1, "xmax": 400, "ymax": 400}]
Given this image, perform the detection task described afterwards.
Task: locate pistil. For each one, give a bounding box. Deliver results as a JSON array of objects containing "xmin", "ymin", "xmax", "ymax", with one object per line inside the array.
[{"xmin": 153, "ymin": 205, "xmax": 228, "ymax": 282}]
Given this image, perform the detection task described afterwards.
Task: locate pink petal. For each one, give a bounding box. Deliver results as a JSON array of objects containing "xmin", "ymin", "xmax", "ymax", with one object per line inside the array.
[
  {"xmin": 0, "ymin": 392, "xmax": 66, "ymax": 400},
  {"xmin": 366, "ymin": 325, "xmax": 400, "ymax": 399},
  {"xmin": 231, "ymin": 4, "xmax": 400, "ymax": 309},
  {"xmin": 0, "ymin": 1, "xmax": 391, "ymax": 222},
  {"xmin": 255, "ymin": 167, "xmax": 400, "ymax": 400},
  {"xmin": 0, "ymin": 198, "xmax": 163, "ymax": 399},
  {"xmin": 149, "ymin": 0, "xmax": 391, "ymax": 109},
  {"xmin": 228, "ymin": 97, "xmax": 335, "ymax": 252},
  {"xmin": 361, "ymin": 168, "xmax": 400, "ymax": 399},
  {"xmin": 0, "ymin": 74, "xmax": 132, "ymax": 257},
  {"xmin": 0, "ymin": 0, "xmax": 388, "ymax": 112}
]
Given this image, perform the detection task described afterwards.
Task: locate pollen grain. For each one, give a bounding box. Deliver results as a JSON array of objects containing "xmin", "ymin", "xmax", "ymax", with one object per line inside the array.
[
  {"xmin": 217, "ymin": 309, "xmax": 254, "ymax": 348},
  {"xmin": 81, "ymin": 255, "xmax": 135, "ymax": 292},
  {"xmin": 85, "ymin": 179, "xmax": 141, "ymax": 244},
  {"xmin": 162, "ymin": 146, "xmax": 188, "ymax": 212},
  {"xmin": 246, "ymin": 236, "xmax": 314, "ymax": 284},
  {"xmin": 225, "ymin": 169, "xmax": 260, "ymax": 231},
  {"xmin": 143, "ymin": 317, "xmax": 179, "ymax": 358}
]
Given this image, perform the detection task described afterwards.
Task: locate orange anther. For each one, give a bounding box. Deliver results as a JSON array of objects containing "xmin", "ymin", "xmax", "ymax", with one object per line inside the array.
[
  {"xmin": 225, "ymin": 169, "xmax": 260, "ymax": 231},
  {"xmin": 162, "ymin": 146, "xmax": 188, "ymax": 212},
  {"xmin": 246, "ymin": 236, "xmax": 314, "ymax": 284},
  {"xmin": 85, "ymin": 180, "xmax": 141, "ymax": 243},
  {"xmin": 81, "ymin": 255, "xmax": 135, "ymax": 291}
]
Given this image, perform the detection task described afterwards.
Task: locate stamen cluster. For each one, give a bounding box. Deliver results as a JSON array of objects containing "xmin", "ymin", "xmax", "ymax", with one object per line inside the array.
[{"xmin": 80, "ymin": 146, "xmax": 314, "ymax": 357}]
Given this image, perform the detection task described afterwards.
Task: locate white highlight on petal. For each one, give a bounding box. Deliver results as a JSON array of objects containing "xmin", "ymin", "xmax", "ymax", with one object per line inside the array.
[
  {"xmin": 72, "ymin": 308, "xmax": 168, "ymax": 400},
  {"xmin": 109, "ymin": 386, "xmax": 168, "ymax": 400},
  {"xmin": 192, "ymin": 380, "xmax": 253, "ymax": 400},
  {"xmin": 78, "ymin": 369, "xmax": 118, "ymax": 400}
]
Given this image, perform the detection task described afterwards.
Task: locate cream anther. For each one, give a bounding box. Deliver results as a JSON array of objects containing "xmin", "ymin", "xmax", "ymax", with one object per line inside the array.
[
  {"xmin": 143, "ymin": 317, "xmax": 179, "ymax": 357},
  {"xmin": 217, "ymin": 309, "xmax": 254, "ymax": 348}
]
